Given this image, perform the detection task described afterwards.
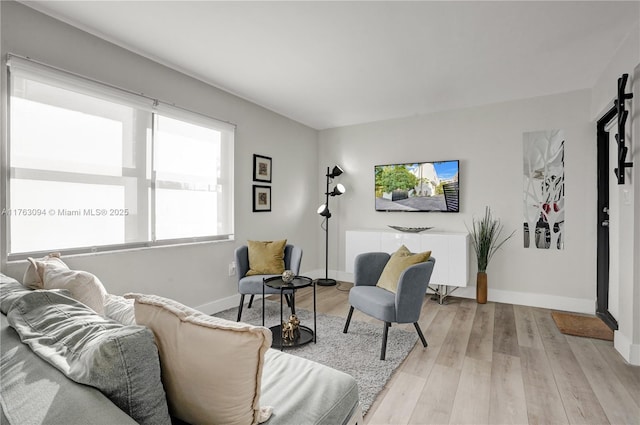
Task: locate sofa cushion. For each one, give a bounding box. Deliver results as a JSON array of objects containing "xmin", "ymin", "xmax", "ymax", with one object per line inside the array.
[
  {"xmin": 246, "ymin": 239, "xmax": 287, "ymax": 276},
  {"xmin": 6, "ymin": 291, "xmax": 171, "ymax": 425},
  {"xmin": 1, "ymin": 273, "xmax": 35, "ymax": 314},
  {"xmin": 104, "ymin": 293, "xmax": 136, "ymax": 325},
  {"xmin": 1, "ymin": 313, "xmax": 138, "ymax": 425},
  {"xmin": 260, "ymin": 349, "xmax": 360, "ymax": 425},
  {"xmin": 39, "ymin": 264, "xmax": 108, "ymax": 315},
  {"xmin": 125, "ymin": 292, "xmax": 272, "ymax": 425},
  {"xmin": 376, "ymin": 245, "xmax": 431, "ymax": 293},
  {"xmin": 22, "ymin": 253, "xmax": 68, "ymax": 289},
  {"xmin": 22, "ymin": 254, "xmax": 108, "ymax": 315}
]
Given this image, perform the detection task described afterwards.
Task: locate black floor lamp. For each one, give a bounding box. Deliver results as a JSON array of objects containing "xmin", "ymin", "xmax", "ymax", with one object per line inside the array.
[{"xmin": 316, "ymin": 165, "xmax": 345, "ymax": 287}]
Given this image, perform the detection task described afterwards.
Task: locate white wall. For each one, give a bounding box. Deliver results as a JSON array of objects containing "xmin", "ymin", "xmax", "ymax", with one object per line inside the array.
[
  {"xmin": 633, "ymin": 64, "xmax": 640, "ymax": 364},
  {"xmin": 319, "ymin": 90, "xmax": 597, "ymax": 313},
  {"xmin": 591, "ymin": 22, "xmax": 640, "ymax": 120},
  {"xmin": 589, "ymin": 15, "xmax": 640, "ymax": 364},
  {"xmin": 0, "ymin": 1, "xmax": 320, "ymax": 312}
]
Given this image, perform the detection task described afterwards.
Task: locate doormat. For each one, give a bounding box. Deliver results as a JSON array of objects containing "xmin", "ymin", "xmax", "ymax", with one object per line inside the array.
[{"xmin": 551, "ymin": 311, "xmax": 614, "ymax": 341}]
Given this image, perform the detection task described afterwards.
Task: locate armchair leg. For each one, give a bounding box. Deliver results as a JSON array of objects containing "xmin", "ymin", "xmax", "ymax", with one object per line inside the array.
[
  {"xmin": 343, "ymin": 306, "xmax": 354, "ymax": 333},
  {"xmin": 414, "ymin": 322, "xmax": 428, "ymax": 347},
  {"xmin": 248, "ymin": 295, "xmax": 255, "ymax": 309},
  {"xmin": 237, "ymin": 295, "xmax": 245, "ymax": 322},
  {"xmin": 381, "ymin": 322, "xmax": 390, "ymax": 360}
]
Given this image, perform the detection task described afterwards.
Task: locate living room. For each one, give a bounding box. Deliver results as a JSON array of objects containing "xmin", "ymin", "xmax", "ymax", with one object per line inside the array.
[{"xmin": 1, "ymin": 1, "xmax": 639, "ymax": 423}]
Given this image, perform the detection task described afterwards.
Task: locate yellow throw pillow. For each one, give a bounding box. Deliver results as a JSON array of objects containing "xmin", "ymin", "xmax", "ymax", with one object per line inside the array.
[
  {"xmin": 376, "ymin": 245, "xmax": 431, "ymax": 293},
  {"xmin": 124, "ymin": 293, "xmax": 272, "ymax": 425},
  {"xmin": 246, "ymin": 240, "xmax": 287, "ymax": 276}
]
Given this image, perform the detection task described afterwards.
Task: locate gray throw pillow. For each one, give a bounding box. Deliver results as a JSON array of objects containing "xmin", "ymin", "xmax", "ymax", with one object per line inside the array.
[
  {"xmin": 6, "ymin": 291, "xmax": 171, "ymax": 425},
  {"xmin": 0, "ymin": 273, "xmax": 71, "ymax": 314},
  {"xmin": 0, "ymin": 274, "xmax": 32, "ymax": 314}
]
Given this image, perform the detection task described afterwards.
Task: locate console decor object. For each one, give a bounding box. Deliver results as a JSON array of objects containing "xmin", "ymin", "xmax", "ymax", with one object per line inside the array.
[
  {"xmin": 282, "ymin": 315, "xmax": 300, "ymax": 341},
  {"xmin": 387, "ymin": 225, "xmax": 433, "ymax": 233},
  {"xmin": 317, "ymin": 165, "xmax": 346, "ymax": 287},
  {"xmin": 467, "ymin": 207, "xmax": 515, "ymax": 304},
  {"xmin": 523, "ymin": 129, "xmax": 565, "ymax": 250},
  {"xmin": 281, "ymin": 270, "xmax": 295, "ymax": 284}
]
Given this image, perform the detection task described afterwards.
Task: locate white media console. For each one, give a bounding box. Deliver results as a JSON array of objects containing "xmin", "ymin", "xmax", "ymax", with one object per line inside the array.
[{"xmin": 345, "ymin": 229, "xmax": 470, "ymax": 303}]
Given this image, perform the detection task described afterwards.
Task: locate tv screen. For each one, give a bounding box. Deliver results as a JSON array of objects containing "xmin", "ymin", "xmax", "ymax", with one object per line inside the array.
[{"xmin": 374, "ymin": 160, "xmax": 459, "ymax": 212}]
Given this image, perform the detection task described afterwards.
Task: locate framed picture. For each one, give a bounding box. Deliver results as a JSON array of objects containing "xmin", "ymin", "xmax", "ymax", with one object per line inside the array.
[
  {"xmin": 253, "ymin": 185, "xmax": 271, "ymax": 212},
  {"xmin": 253, "ymin": 154, "xmax": 272, "ymax": 183}
]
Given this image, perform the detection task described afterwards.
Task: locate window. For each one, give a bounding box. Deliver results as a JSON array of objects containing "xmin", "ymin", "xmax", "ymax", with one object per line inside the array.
[{"xmin": 5, "ymin": 56, "xmax": 234, "ymax": 259}]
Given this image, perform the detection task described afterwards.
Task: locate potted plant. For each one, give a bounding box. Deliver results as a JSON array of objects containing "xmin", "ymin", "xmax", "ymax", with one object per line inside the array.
[{"xmin": 467, "ymin": 207, "xmax": 515, "ymax": 304}]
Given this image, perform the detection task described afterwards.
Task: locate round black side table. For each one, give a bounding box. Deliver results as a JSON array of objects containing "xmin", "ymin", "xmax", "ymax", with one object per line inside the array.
[{"xmin": 262, "ymin": 275, "xmax": 316, "ymax": 350}]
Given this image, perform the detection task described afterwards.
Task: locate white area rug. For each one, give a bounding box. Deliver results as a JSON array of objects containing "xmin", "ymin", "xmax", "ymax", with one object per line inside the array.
[{"xmin": 214, "ymin": 299, "xmax": 418, "ymax": 413}]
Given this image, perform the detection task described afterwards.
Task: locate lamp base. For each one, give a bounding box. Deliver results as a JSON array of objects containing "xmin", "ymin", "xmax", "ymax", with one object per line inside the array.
[{"xmin": 315, "ymin": 278, "xmax": 337, "ymax": 287}]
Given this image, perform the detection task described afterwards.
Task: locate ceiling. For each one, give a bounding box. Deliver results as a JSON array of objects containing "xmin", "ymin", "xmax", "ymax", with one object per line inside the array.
[{"xmin": 21, "ymin": 1, "xmax": 640, "ymax": 130}]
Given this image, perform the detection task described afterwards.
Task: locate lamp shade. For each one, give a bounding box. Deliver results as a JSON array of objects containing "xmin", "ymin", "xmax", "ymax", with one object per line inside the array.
[
  {"xmin": 329, "ymin": 165, "xmax": 344, "ymax": 178},
  {"xmin": 329, "ymin": 183, "xmax": 346, "ymax": 197},
  {"xmin": 317, "ymin": 204, "xmax": 331, "ymax": 218}
]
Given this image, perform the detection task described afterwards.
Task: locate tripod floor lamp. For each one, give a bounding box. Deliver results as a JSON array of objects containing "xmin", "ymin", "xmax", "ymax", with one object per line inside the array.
[{"xmin": 316, "ymin": 165, "xmax": 345, "ymax": 287}]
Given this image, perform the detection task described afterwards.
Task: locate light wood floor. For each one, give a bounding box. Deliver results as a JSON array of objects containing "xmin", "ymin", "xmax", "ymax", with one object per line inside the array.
[{"xmin": 286, "ymin": 283, "xmax": 640, "ymax": 425}]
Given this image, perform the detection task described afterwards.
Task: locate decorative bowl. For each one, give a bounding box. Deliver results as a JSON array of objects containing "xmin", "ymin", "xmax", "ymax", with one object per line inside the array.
[{"xmin": 388, "ymin": 225, "xmax": 434, "ymax": 233}]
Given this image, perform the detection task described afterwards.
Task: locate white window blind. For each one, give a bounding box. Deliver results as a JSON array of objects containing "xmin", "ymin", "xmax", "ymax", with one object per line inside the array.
[{"xmin": 5, "ymin": 55, "xmax": 235, "ymax": 258}]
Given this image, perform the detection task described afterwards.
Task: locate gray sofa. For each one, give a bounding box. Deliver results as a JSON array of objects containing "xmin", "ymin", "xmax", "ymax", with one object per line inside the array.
[{"xmin": 0, "ymin": 273, "xmax": 361, "ymax": 425}]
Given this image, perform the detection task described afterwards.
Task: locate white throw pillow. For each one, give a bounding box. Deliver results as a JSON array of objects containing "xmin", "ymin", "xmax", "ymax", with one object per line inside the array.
[
  {"xmin": 124, "ymin": 293, "xmax": 273, "ymax": 425},
  {"xmin": 43, "ymin": 265, "xmax": 108, "ymax": 315},
  {"xmin": 22, "ymin": 253, "xmax": 68, "ymax": 289},
  {"xmin": 104, "ymin": 294, "xmax": 136, "ymax": 325}
]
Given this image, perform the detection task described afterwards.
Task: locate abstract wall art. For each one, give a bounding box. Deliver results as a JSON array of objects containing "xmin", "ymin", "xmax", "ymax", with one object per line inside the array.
[{"xmin": 523, "ymin": 129, "xmax": 565, "ymax": 250}]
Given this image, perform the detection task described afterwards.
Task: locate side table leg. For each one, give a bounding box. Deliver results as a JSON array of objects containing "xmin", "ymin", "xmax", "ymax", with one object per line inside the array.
[{"xmin": 280, "ymin": 290, "xmax": 284, "ymax": 351}]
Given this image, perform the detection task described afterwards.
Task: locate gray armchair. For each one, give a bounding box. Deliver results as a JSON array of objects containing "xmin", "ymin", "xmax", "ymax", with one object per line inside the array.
[
  {"xmin": 234, "ymin": 244, "xmax": 303, "ymax": 322},
  {"xmin": 343, "ymin": 252, "xmax": 436, "ymax": 360}
]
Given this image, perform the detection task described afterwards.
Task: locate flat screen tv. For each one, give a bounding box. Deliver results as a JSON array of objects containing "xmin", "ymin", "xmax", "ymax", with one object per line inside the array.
[{"xmin": 374, "ymin": 160, "xmax": 459, "ymax": 212}]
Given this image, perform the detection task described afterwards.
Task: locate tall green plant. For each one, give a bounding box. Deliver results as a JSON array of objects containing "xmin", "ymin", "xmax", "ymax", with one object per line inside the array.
[{"xmin": 467, "ymin": 207, "xmax": 515, "ymax": 273}]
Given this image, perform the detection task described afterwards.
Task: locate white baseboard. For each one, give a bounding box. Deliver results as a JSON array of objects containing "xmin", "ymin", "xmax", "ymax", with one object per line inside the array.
[
  {"xmin": 453, "ymin": 286, "xmax": 595, "ymax": 314},
  {"xmin": 303, "ymin": 269, "xmax": 333, "ymax": 280},
  {"xmin": 614, "ymin": 331, "xmax": 640, "ymax": 366},
  {"xmin": 196, "ymin": 293, "xmax": 264, "ymax": 315},
  {"xmin": 333, "ymin": 270, "xmax": 594, "ymax": 314},
  {"xmin": 195, "ymin": 268, "xmax": 330, "ymax": 315},
  {"xmin": 200, "ymin": 270, "xmax": 637, "ymax": 366},
  {"xmin": 201, "ymin": 270, "xmax": 595, "ymax": 317}
]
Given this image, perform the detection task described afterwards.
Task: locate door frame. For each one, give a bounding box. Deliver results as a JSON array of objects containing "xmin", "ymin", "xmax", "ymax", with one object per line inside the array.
[{"xmin": 596, "ymin": 105, "xmax": 619, "ymax": 331}]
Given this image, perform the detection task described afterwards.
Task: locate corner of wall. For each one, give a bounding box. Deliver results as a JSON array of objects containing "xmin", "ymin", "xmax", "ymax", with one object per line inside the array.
[
  {"xmin": 591, "ymin": 21, "xmax": 640, "ymax": 120},
  {"xmin": 632, "ymin": 63, "xmax": 640, "ymax": 350},
  {"xmin": 614, "ymin": 330, "xmax": 640, "ymax": 365},
  {"xmin": 0, "ymin": 2, "xmax": 8, "ymax": 273}
]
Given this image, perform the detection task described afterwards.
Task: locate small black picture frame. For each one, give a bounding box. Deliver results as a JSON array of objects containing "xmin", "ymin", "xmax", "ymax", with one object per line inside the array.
[
  {"xmin": 253, "ymin": 154, "xmax": 272, "ymax": 183},
  {"xmin": 253, "ymin": 185, "xmax": 271, "ymax": 212}
]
